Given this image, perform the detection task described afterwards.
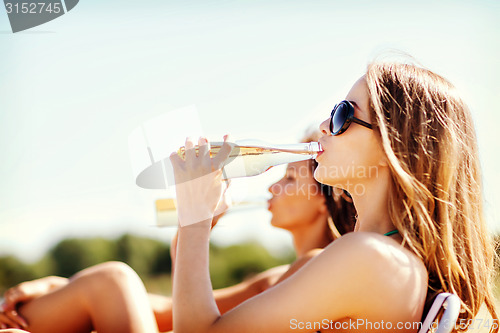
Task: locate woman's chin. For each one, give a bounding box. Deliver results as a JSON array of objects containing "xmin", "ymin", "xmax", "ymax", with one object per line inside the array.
[
  {"xmin": 314, "ymin": 166, "xmax": 334, "ymax": 187},
  {"xmin": 270, "ymin": 219, "xmax": 289, "ymax": 230},
  {"xmin": 313, "ymin": 166, "xmax": 325, "ymax": 183},
  {"xmin": 270, "ymin": 219, "xmax": 280, "ymax": 228},
  {"xmin": 314, "ymin": 166, "xmax": 348, "ymax": 189}
]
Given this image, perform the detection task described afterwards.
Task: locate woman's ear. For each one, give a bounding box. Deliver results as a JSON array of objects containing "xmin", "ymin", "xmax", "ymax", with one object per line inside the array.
[{"xmin": 374, "ymin": 135, "xmax": 389, "ymax": 167}]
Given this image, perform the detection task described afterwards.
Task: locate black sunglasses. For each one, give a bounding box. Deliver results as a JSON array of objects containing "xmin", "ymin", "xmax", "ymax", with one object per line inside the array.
[{"xmin": 329, "ymin": 100, "xmax": 373, "ymax": 135}]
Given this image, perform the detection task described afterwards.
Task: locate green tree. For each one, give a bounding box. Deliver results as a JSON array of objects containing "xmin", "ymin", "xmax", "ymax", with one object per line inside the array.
[
  {"xmin": 49, "ymin": 237, "xmax": 117, "ymax": 277},
  {"xmin": 209, "ymin": 242, "xmax": 292, "ymax": 289},
  {"xmin": 116, "ymin": 234, "xmax": 171, "ymax": 277},
  {"xmin": 0, "ymin": 256, "xmax": 37, "ymax": 293}
]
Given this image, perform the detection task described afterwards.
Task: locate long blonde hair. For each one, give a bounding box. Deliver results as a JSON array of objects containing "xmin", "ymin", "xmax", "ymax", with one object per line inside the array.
[{"xmin": 365, "ymin": 62, "xmax": 498, "ymax": 332}]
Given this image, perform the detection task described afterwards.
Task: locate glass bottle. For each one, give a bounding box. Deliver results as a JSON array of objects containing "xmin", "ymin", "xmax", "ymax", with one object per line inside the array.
[{"xmin": 177, "ymin": 139, "xmax": 321, "ymax": 179}]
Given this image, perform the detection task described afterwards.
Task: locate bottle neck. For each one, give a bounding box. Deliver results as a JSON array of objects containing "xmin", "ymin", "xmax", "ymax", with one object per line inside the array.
[{"xmin": 235, "ymin": 140, "xmax": 320, "ymax": 155}]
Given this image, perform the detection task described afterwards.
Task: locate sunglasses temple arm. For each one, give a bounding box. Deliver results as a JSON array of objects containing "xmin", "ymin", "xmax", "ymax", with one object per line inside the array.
[{"xmin": 352, "ymin": 117, "xmax": 373, "ymax": 129}]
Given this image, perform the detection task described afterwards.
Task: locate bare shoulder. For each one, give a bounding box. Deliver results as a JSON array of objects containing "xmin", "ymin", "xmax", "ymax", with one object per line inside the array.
[
  {"xmin": 322, "ymin": 232, "xmax": 428, "ymax": 290},
  {"xmin": 315, "ymin": 232, "xmax": 428, "ymax": 319},
  {"xmin": 327, "ymin": 232, "xmax": 427, "ymax": 270},
  {"xmin": 211, "ymin": 232, "xmax": 428, "ymax": 331}
]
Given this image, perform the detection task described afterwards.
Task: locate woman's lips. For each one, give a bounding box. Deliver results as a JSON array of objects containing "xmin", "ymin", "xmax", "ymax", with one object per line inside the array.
[{"xmin": 315, "ymin": 141, "xmax": 324, "ymax": 160}]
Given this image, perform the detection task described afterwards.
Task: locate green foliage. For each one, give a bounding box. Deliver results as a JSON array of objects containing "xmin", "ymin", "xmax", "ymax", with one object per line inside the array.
[
  {"xmin": 29, "ymin": 254, "xmax": 56, "ymax": 278},
  {"xmin": 0, "ymin": 256, "xmax": 37, "ymax": 294},
  {"xmin": 116, "ymin": 234, "xmax": 171, "ymax": 276},
  {"xmin": 50, "ymin": 237, "xmax": 117, "ymax": 277}
]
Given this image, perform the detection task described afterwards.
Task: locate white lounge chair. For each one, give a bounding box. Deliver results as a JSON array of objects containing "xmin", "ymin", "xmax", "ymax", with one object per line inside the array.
[{"xmin": 418, "ymin": 293, "xmax": 461, "ymax": 333}]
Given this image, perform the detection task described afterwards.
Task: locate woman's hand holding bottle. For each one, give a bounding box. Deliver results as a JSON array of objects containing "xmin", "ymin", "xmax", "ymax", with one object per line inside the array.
[{"xmin": 169, "ymin": 136, "xmax": 233, "ymax": 227}]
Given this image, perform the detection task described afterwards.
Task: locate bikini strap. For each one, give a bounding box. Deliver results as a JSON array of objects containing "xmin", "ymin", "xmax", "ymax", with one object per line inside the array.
[{"xmin": 383, "ymin": 229, "xmax": 399, "ymax": 236}]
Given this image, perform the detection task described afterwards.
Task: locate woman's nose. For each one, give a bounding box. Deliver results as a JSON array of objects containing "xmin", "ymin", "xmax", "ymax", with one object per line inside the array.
[
  {"xmin": 268, "ymin": 183, "xmax": 275, "ymax": 195},
  {"xmin": 319, "ymin": 118, "xmax": 331, "ymax": 135}
]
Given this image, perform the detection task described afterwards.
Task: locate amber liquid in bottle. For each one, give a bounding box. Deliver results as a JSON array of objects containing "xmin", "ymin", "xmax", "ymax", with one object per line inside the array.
[{"xmin": 177, "ymin": 140, "xmax": 321, "ymax": 179}]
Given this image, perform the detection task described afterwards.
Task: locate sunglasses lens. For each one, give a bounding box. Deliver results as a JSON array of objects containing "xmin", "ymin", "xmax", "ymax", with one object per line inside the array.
[{"xmin": 331, "ymin": 103, "xmax": 348, "ymax": 134}]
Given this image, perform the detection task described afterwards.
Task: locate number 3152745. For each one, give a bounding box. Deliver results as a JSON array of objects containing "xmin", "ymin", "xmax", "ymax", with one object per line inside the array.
[{"xmin": 5, "ymin": 2, "xmax": 62, "ymax": 14}]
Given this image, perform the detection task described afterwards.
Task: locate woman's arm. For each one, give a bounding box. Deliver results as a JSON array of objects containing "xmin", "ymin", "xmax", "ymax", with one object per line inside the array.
[{"xmin": 148, "ymin": 293, "xmax": 173, "ymax": 332}]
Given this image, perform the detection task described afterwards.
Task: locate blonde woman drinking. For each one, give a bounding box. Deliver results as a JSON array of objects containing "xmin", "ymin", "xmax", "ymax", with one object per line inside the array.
[{"xmin": 169, "ymin": 62, "xmax": 498, "ymax": 332}]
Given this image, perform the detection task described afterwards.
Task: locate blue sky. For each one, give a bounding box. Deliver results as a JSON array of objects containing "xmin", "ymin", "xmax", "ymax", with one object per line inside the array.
[{"xmin": 0, "ymin": 0, "xmax": 499, "ymax": 262}]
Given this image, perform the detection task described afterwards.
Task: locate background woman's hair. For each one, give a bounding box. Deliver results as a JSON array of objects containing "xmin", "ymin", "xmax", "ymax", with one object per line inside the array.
[
  {"xmin": 365, "ymin": 62, "xmax": 498, "ymax": 332},
  {"xmin": 301, "ymin": 129, "xmax": 357, "ymax": 240}
]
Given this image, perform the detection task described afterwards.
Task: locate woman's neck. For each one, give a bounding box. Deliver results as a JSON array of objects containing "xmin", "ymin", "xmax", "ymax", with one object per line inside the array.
[
  {"xmin": 350, "ymin": 168, "xmax": 394, "ymax": 235},
  {"xmin": 288, "ymin": 213, "xmax": 331, "ymax": 258}
]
